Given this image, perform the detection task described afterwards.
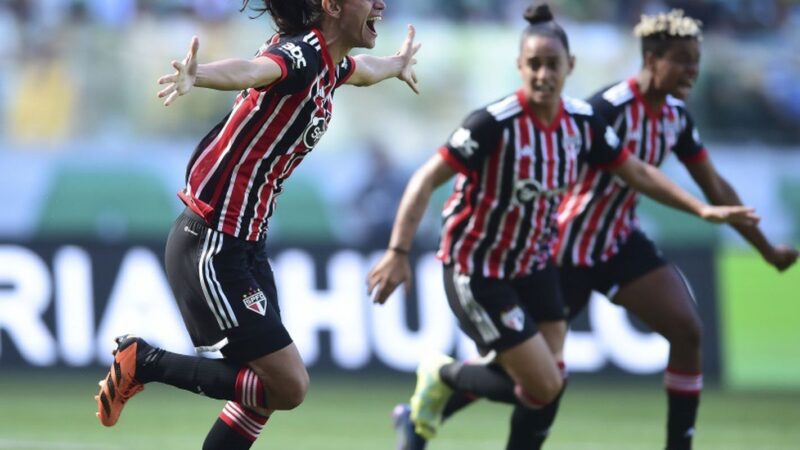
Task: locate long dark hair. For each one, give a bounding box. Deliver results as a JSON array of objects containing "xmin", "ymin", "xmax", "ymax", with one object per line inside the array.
[
  {"xmin": 241, "ymin": 0, "xmax": 324, "ymax": 34},
  {"xmin": 521, "ymin": 3, "xmax": 570, "ymax": 52}
]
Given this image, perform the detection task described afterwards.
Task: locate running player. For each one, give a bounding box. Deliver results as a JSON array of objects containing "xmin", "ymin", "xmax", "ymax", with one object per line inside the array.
[
  {"xmin": 554, "ymin": 9, "xmax": 798, "ymax": 450},
  {"xmin": 94, "ymin": 1, "xmax": 421, "ymax": 449},
  {"xmin": 397, "ymin": 8, "xmax": 799, "ymax": 450},
  {"xmin": 367, "ymin": 4, "xmax": 758, "ymax": 450}
]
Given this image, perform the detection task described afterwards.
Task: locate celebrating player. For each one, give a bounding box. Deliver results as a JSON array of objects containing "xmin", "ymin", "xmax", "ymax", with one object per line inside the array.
[
  {"xmin": 94, "ymin": 1, "xmax": 420, "ymax": 449},
  {"xmin": 367, "ymin": 4, "xmax": 758, "ymax": 450},
  {"xmin": 554, "ymin": 9, "xmax": 798, "ymax": 450}
]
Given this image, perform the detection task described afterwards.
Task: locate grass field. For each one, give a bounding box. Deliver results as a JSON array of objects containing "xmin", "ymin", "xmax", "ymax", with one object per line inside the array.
[{"xmin": 1, "ymin": 371, "xmax": 799, "ymax": 450}]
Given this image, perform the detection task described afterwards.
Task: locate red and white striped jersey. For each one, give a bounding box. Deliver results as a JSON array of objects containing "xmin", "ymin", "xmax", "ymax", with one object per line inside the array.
[
  {"xmin": 179, "ymin": 29, "xmax": 356, "ymax": 241},
  {"xmin": 437, "ymin": 90, "xmax": 629, "ymax": 279},
  {"xmin": 555, "ymin": 78, "xmax": 707, "ymax": 267}
]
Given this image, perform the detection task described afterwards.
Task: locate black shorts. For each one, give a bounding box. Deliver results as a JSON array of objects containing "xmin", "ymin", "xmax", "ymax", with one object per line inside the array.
[
  {"xmin": 443, "ymin": 264, "xmax": 566, "ymax": 355},
  {"xmin": 164, "ymin": 208, "xmax": 293, "ymax": 363},
  {"xmin": 559, "ymin": 229, "xmax": 667, "ymax": 321}
]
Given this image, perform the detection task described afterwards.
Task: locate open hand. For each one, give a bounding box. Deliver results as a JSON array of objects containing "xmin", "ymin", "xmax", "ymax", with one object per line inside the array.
[
  {"xmin": 367, "ymin": 250, "xmax": 413, "ymax": 304},
  {"xmin": 396, "ymin": 24, "xmax": 421, "ymax": 94},
  {"xmin": 157, "ymin": 36, "xmax": 199, "ymax": 106},
  {"xmin": 700, "ymin": 205, "xmax": 760, "ymax": 226}
]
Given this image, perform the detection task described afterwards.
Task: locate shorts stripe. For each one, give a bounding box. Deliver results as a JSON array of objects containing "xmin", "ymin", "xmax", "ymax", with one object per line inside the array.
[
  {"xmin": 209, "ymin": 232, "xmax": 239, "ymax": 327},
  {"xmin": 672, "ymin": 265, "xmax": 697, "ymax": 304},
  {"xmin": 200, "ymin": 230, "xmax": 239, "ymax": 329},
  {"xmin": 453, "ymin": 273, "xmax": 501, "ymax": 343},
  {"xmin": 198, "ymin": 229, "xmax": 227, "ymax": 329}
]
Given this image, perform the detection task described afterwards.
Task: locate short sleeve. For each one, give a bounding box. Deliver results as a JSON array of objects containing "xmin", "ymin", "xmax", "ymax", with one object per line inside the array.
[
  {"xmin": 585, "ymin": 114, "xmax": 630, "ymax": 170},
  {"xmin": 335, "ymin": 56, "xmax": 357, "ymax": 88},
  {"xmin": 674, "ymin": 111, "xmax": 708, "ymax": 165},
  {"xmin": 586, "ymin": 90, "xmax": 616, "ymax": 125},
  {"xmin": 438, "ymin": 109, "xmax": 502, "ymax": 174},
  {"xmin": 258, "ymin": 39, "xmax": 319, "ymax": 94}
]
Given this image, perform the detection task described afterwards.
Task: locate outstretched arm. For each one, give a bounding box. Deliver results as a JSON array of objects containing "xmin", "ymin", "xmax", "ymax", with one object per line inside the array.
[
  {"xmin": 157, "ymin": 36, "xmax": 283, "ymax": 106},
  {"xmin": 367, "ymin": 154, "xmax": 454, "ymax": 304},
  {"xmin": 610, "ymin": 155, "xmax": 760, "ymax": 226},
  {"xmin": 346, "ymin": 24, "xmax": 421, "ymax": 93},
  {"xmin": 686, "ymin": 158, "xmax": 798, "ymax": 271}
]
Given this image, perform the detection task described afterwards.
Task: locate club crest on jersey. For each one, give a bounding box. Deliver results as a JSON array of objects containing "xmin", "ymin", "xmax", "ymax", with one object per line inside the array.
[
  {"xmin": 449, "ymin": 127, "xmax": 479, "ymax": 157},
  {"xmin": 501, "ymin": 306, "xmax": 525, "ymax": 332},
  {"xmin": 242, "ymin": 288, "xmax": 268, "ymax": 316},
  {"xmin": 562, "ymin": 133, "xmax": 582, "ymax": 156},
  {"xmin": 664, "ymin": 119, "xmax": 680, "ymax": 148}
]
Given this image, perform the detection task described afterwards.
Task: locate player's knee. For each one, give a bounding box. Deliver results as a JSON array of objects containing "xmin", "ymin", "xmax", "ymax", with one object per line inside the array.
[
  {"xmin": 516, "ymin": 375, "xmax": 562, "ymax": 407},
  {"xmin": 667, "ymin": 313, "xmax": 703, "ymax": 351},
  {"xmin": 538, "ymin": 375, "xmax": 563, "ymax": 403},
  {"xmin": 279, "ymin": 371, "xmax": 309, "ymax": 410}
]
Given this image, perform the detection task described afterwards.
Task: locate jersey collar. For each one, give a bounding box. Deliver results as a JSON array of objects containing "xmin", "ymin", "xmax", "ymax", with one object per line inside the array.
[
  {"xmin": 628, "ymin": 77, "xmax": 665, "ymax": 121},
  {"xmin": 516, "ymin": 89, "xmax": 564, "ymax": 133},
  {"xmin": 311, "ymin": 28, "xmax": 336, "ymax": 77}
]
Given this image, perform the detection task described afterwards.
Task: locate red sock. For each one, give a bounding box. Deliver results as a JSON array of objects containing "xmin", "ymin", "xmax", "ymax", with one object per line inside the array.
[
  {"xmin": 235, "ymin": 368, "xmax": 267, "ymax": 409},
  {"xmin": 219, "ymin": 401, "xmax": 269, "ymax": 443}
]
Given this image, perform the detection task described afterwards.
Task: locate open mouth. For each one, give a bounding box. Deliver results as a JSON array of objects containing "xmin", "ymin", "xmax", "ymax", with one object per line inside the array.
[{"xmin": 366, "ymin": 16, "xmax": 381, "ymax": 35}]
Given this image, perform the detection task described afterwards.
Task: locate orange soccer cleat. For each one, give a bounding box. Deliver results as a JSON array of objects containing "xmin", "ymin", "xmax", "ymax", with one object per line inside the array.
[{"xmin": 95, "ymin": 335, "xmax": 145, "ymax": 427}]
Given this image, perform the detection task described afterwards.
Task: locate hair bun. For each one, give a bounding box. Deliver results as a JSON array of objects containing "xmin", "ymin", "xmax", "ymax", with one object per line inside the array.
[{"xmin": 524, "ymin": 4, "xmax": 554, "ymax": 25}]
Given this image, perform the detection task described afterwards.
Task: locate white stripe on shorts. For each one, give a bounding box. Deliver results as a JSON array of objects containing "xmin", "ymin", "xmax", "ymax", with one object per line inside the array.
[
  {"xmin": 199, "ymin": 229, "xmax": 227, "ymax": 329},
  {"xmin": 453, "ymin": 273, "xmax": 501, "ymax": 344},
  {"xmin": 207, "ymin": 232, "xmax": 239, "ymax": 327},
  {"xmin": 200, "ymin": 230, "xmax": 239, "ymax": 329}
]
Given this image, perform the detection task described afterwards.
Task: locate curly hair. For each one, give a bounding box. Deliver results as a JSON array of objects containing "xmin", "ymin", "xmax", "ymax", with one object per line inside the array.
[{"xmin": 634, "ymin": 9, "xmax": 703, "ymax": 57}]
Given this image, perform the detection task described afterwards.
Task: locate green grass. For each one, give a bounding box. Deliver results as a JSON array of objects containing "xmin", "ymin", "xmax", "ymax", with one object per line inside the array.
[
  {"xmin": 1, "ymin": 372, "xmax": 798, "ymax": 449},
  {"xmin": 718, "ymin": 248, "xmax": 800, "ymax": 389}
]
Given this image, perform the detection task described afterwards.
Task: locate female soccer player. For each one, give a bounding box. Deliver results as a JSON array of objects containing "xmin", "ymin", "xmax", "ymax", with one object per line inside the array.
[
  {"xmin": 554, "ymin": 9, "xmax": 798, "ymax": 450},
  {"xmin": 94, "ymin": 1, "xmax": 420, "ymax": 449},
  {"xmin": 367, "ymin": 4, "xmax": 757, "ymax": 450}
]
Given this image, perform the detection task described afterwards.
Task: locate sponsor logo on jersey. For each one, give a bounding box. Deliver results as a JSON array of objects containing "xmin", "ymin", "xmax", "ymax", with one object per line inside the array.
[
  {"xmin": 500, "ymin": 306, "xmax": 525, "ymax": 332},
  {"xmin": 303, "ymin": 87, "xmax": 330, "ymax": 148},
  {"xmin": 242, "ymin": 289, "xmax": 268, "ymax": 316},
  {"xmin": 514, "ymin": 179, "xmax": 565, "ymax": 204},
  {"xmin": 303, "ymin": 116, "xmax": 328, "ymax": 148},
  {"xmin": 449, "ymin": 127, "xmax": 479, "ymax": 158},
  {"xmin": 280, "ymin": 42, "xmax": 307, "ymax": 69}
]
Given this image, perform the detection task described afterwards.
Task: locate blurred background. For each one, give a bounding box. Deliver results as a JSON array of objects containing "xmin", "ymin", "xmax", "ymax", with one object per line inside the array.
[{"xmin": 1, "ymin": 0, "xmax": 799, "ymax": 449}]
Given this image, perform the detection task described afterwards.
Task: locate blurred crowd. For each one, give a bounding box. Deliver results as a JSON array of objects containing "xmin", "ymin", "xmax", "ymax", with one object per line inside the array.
[
  {"xmin": 0, "ymin": 0, "xmax": 798, "ymax": 246},
  {"xmin": 1, "ymin": 0, "xmax": 799, "ymax": 147},
  {"xmin": 3, "ymin": 0, "xmax": 799, "ymax": 29}
]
